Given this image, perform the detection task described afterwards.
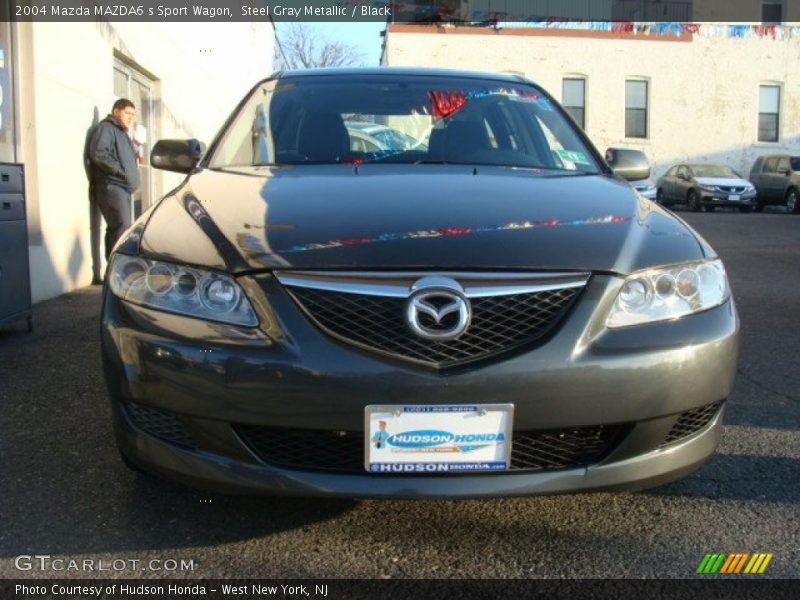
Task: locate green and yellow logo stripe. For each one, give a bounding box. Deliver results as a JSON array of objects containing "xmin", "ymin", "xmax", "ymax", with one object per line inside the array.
[{"xmin": 697, "ymin": 552, "xmax": 773, "ymax": 574}]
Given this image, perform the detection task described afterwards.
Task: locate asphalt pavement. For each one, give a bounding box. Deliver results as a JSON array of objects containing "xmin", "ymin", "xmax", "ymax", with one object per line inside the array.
[{"xmin": 0, "ymin": 210, "xmax": 798, "ymax": 580}]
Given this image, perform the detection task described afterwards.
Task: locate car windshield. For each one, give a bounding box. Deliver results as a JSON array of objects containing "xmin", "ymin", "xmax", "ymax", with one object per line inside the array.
[
  {"xmin": 208, "ymin": 74, "xmax": 601, "ymax": 173},
  {"xmin": 691, "ymin": 165, "xmax": 739, "ymax": 178}
]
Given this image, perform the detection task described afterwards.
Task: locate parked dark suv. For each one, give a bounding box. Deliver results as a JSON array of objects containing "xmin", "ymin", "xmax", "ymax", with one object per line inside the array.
[{"xmin": 749, "ymin": 155, "xmax": 800, "ymax": 213}]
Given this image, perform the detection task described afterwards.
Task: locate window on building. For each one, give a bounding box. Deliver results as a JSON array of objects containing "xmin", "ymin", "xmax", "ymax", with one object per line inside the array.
[
  {"xmin": 758, "ymin": 85, "xmax": 780, "ymax": 142},
  {"xmin": 762, "ymin": 1, "xmax": 783, "ymax": 24},
  {"xmin": 562, "ymin": 78, "xmax": 585, "ymax": 129},
  {"xmin": 625, "ymin": 80, "xmax": 648, "ymax": 138}
]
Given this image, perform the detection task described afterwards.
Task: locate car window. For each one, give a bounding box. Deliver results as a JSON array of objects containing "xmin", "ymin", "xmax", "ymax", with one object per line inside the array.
[
  {"xmin": 665, "ymin": 166, "xmax": 677, "ymax": 177},
  {"xmin": 371, "ymin": 128, "xmax": 417, "ymax": 150},
  {"xmin": 208, "ymin": 75, "xmax": 601, "ymax": 173},
  {"xmin": 349, "ymin": 133, "xmax": 382, "ymax": 153},
  {"xmin": 776, "ymin": 157, "xmax": 790, "ymax": 172},
  {"xmin": 791, "ymin": 157, "xmax": 800, "ymax": 172},
  {"xmin": 677, "ymin": 166, "xmax": 688, "ymax": 178},
  {"xmin": 764, "ymin": 157, "xmax": 778, "ymax": 173},
  {"xmin": 691, "ymin": 165, "xmax": 737, "ymax": 178}
]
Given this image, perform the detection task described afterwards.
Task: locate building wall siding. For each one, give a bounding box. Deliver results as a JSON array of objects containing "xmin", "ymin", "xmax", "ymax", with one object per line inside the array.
[
  {"xmin": 17, "ymin": 22, "xmax": 273, "ymax": 303},
  {"xmin": 385, "ymin": 25, "xmax": 800, "ymax": 182}
]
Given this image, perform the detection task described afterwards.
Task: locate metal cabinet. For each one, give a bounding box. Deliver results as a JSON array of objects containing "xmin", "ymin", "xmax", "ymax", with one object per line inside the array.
[{"xmin": 0, "ymin": 162, "xmax": 32, "ymax": 331}]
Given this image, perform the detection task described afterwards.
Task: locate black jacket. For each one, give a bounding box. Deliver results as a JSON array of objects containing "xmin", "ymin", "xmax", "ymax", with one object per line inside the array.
[{"xmin": 87, "ymin": 115, "xmax": 140, "ymax": 193}]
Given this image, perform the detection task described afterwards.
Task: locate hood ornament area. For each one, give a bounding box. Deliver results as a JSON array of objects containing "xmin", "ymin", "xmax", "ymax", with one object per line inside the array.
[{"xmin": 405, "ymin": 277, "xmax": 472, "ymax": 341}]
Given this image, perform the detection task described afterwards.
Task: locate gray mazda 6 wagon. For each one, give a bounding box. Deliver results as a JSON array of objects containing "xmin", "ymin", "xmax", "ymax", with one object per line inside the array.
[{"xmin": 101, "ymin": 68, "xmax": 739, "ymax": 497}]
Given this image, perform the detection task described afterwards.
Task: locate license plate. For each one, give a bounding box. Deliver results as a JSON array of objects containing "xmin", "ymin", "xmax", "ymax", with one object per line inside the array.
[
  {"xmin": 729, "ymin": 194, "xmax": 740, "ymax": 201},
  {"xmin": 365, "ymin": 404, "xmax": 514, "ymax": 474}
]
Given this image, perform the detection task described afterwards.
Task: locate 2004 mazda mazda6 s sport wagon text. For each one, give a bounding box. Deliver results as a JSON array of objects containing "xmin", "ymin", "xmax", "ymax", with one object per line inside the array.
[{"xmin": 101, "ymin": 68, "xmax": 739, "ymax": 497}]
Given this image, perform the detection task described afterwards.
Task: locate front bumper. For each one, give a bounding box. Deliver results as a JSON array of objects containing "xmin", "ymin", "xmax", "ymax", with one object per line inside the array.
[
  {"xmin": 101, "ymin": 272, "xmax": 739, "ymax": 497},
  {"xmin": 699, "ymin": 190, "xmax": 757, "ymax": 208}
]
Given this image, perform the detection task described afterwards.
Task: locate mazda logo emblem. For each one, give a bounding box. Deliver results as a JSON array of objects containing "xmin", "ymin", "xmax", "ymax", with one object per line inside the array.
[{"xmin": 406, "ymin": 278, "xmax": 471, "ymax": 341}]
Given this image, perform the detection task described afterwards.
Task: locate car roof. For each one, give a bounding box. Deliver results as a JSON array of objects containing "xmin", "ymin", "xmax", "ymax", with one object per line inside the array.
[{"xmin": 270, "ymin": 66, "xmax": 531, "ymax": 85}]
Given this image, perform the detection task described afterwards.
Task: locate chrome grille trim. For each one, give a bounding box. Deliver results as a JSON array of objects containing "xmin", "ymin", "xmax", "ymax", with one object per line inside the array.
[
  {"xmin": 274, "ymin": 271, "xmax": 590, "ymax": 298},
  {"xmin": 277, "ymin": 271, "xmax": 589, "ymax": 368}
]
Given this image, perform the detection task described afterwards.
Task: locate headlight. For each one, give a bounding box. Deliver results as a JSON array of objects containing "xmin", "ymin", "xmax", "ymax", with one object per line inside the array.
[
  {"xmin": 108, "ymin": 255, "xmax": 259, "ymax": 327},
  {"xmin": 606, "ymin": 259, "xmax": 729, "ymax": 328},
  {"xmin": 636, "ymin": 184, "xmax": 656, "ymax": 193},
  {"xmin": 699, "ymin": 184, "xmax": 716, "ymax": 192}
]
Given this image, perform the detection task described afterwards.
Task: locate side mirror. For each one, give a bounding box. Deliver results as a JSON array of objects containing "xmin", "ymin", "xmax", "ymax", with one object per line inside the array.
[
  {"xmin": 605, "ymin": 147, "xmax": 651, "ymax": 181},
  {"xmin": 151, "ymin": 139, "xmax": 206, "ymax": 174}
]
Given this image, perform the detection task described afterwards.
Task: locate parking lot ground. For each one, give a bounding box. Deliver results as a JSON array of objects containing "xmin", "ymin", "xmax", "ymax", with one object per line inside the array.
[{"xmin": 0, "ymin": 212, "xmax": 798, "ymax": 579}]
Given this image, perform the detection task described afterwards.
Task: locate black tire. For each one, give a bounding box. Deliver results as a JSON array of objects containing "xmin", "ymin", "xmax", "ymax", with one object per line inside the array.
[
  {"xmin": 787, "ymin": 188, "xmax": 800, "ymax": 214},
  {"xmin": 706, "ymin": 206, "xmax": 716, "ymax": 212},
  {"xmin": 739, "ymin": 206, "xmax": 753, "ymax": 213},
  {"xmin": 656, "ymin": 189, "xmax": 665, "ymax": 205},
  {"xmin": 754, "ymin": 202, "xmax": 764, "ymax": 213},
  {"xmin": 688, "ymin": 190, "xmax": 702, "ymax": 212}
]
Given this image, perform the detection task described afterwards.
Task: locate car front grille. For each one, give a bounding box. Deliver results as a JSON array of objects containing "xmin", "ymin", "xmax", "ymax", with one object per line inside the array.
[
  {"xmin": 280, "ymin": 273, "xmax": 585, "ymax": 368},
  {"xmin": 124, "ymin": 402, "xmax": 196, "ymax": 449},
  {"xmin": 716, "ymin": 186, "xmax": 746, "ymax": 194},
  {"xmin": 661, "ymin": 401, "xmax": 724, "ymax": 447},
  {"xmin": 235, "ymin": 424, "xmax": 629, "ymax": 474}
]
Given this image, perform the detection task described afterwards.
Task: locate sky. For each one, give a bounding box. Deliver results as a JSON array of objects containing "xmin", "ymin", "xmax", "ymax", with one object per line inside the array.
[{"xmin": 275, "ymin": 21, "xmax": 388, "ymax": 66}]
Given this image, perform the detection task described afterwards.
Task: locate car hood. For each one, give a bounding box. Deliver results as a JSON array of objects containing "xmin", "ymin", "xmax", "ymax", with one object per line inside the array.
[
  {"xmin": 695, "ymin": 177, "xmax": 751, "ymax": 187},
  {"xmin": 139, "ymin": 164, "xmax": 711, "ymax": 275}
]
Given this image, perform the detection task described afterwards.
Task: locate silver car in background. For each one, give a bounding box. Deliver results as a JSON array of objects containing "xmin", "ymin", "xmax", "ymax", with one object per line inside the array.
[{"xmin": 657, "ymin": 164, "xmax": 757, "ymax": 212}]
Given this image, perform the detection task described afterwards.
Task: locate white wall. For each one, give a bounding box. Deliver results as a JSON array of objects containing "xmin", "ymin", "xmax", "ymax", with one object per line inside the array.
[
  {"xmin": 385, "ymin": 24, "xmax": 800, "ymax": 179},
  {"xmin": 18, "ymin": 21, "xmax": 273, "ymax": 303}
]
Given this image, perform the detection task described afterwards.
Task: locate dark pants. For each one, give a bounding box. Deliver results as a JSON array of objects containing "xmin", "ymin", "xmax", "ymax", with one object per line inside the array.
[
  {"xmin": 89, "ymin": 186, "xmax": 102, "ymax": 280},
  {"xmin": 91, "ymin": 182, "xmax": 132, "ymax": 270}
]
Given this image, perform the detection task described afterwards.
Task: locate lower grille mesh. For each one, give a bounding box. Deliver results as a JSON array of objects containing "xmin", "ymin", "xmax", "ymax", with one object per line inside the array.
[
  {"xmin": 661, "ymin": 401, "xmax": 723, "ymax": 446},
  {"xmin": 124, "ymin": 402, "xmax": 196, "ymax": 449},
  {"xmin": 284, "ymin": 286, "xmax": 581, "ymax": 368},
  {"xmin": 235, "ymin": 424, "xmax": 629, "ymax": 474}
]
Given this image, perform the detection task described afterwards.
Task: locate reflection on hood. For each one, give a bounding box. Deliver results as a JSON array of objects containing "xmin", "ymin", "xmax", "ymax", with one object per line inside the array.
[{"xmin": 279, "ymin": 214, "xmax": 630, "ymax": 254}]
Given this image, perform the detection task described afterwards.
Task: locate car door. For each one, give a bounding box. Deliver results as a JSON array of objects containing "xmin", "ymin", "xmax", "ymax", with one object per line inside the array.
[
  {"xmin": 676, "ymin": 165, "xmax": 693, "ymax": 201},
  {"xmin": 749, "ymin": 157, "xmax": 765, "ymax": 193},
  {"xmin": 775, "ymin": 157, "xmax": 791, "ymax": 199},
  {"xmin": 761, "ymin": 157, "xmax": 780, "ymax": 201},
  {"xmin": 661, "ymin": 166, "xmax": 679, "ymax": 201}
]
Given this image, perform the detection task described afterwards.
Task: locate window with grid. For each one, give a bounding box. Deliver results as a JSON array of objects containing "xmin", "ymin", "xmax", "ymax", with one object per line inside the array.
[
  {"xmin": 762, "ymin": 1, "xmax": 783, "ymax": 24},
  {"xmin": 758, "ymin": 85, "xmax": 780, "ymax": 142},
  {"xmin": 562, "ymin": 78, "xmax": 585, "ymax": 130},
  {"xmin": 625, "ymin": 80, "xmax": 647, "ymax": 138}
]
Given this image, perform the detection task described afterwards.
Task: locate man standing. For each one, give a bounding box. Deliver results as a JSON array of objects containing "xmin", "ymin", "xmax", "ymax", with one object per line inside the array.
[{"xmin": 86, "ymin": 98, "xmax": 140, "ymax": 283}]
